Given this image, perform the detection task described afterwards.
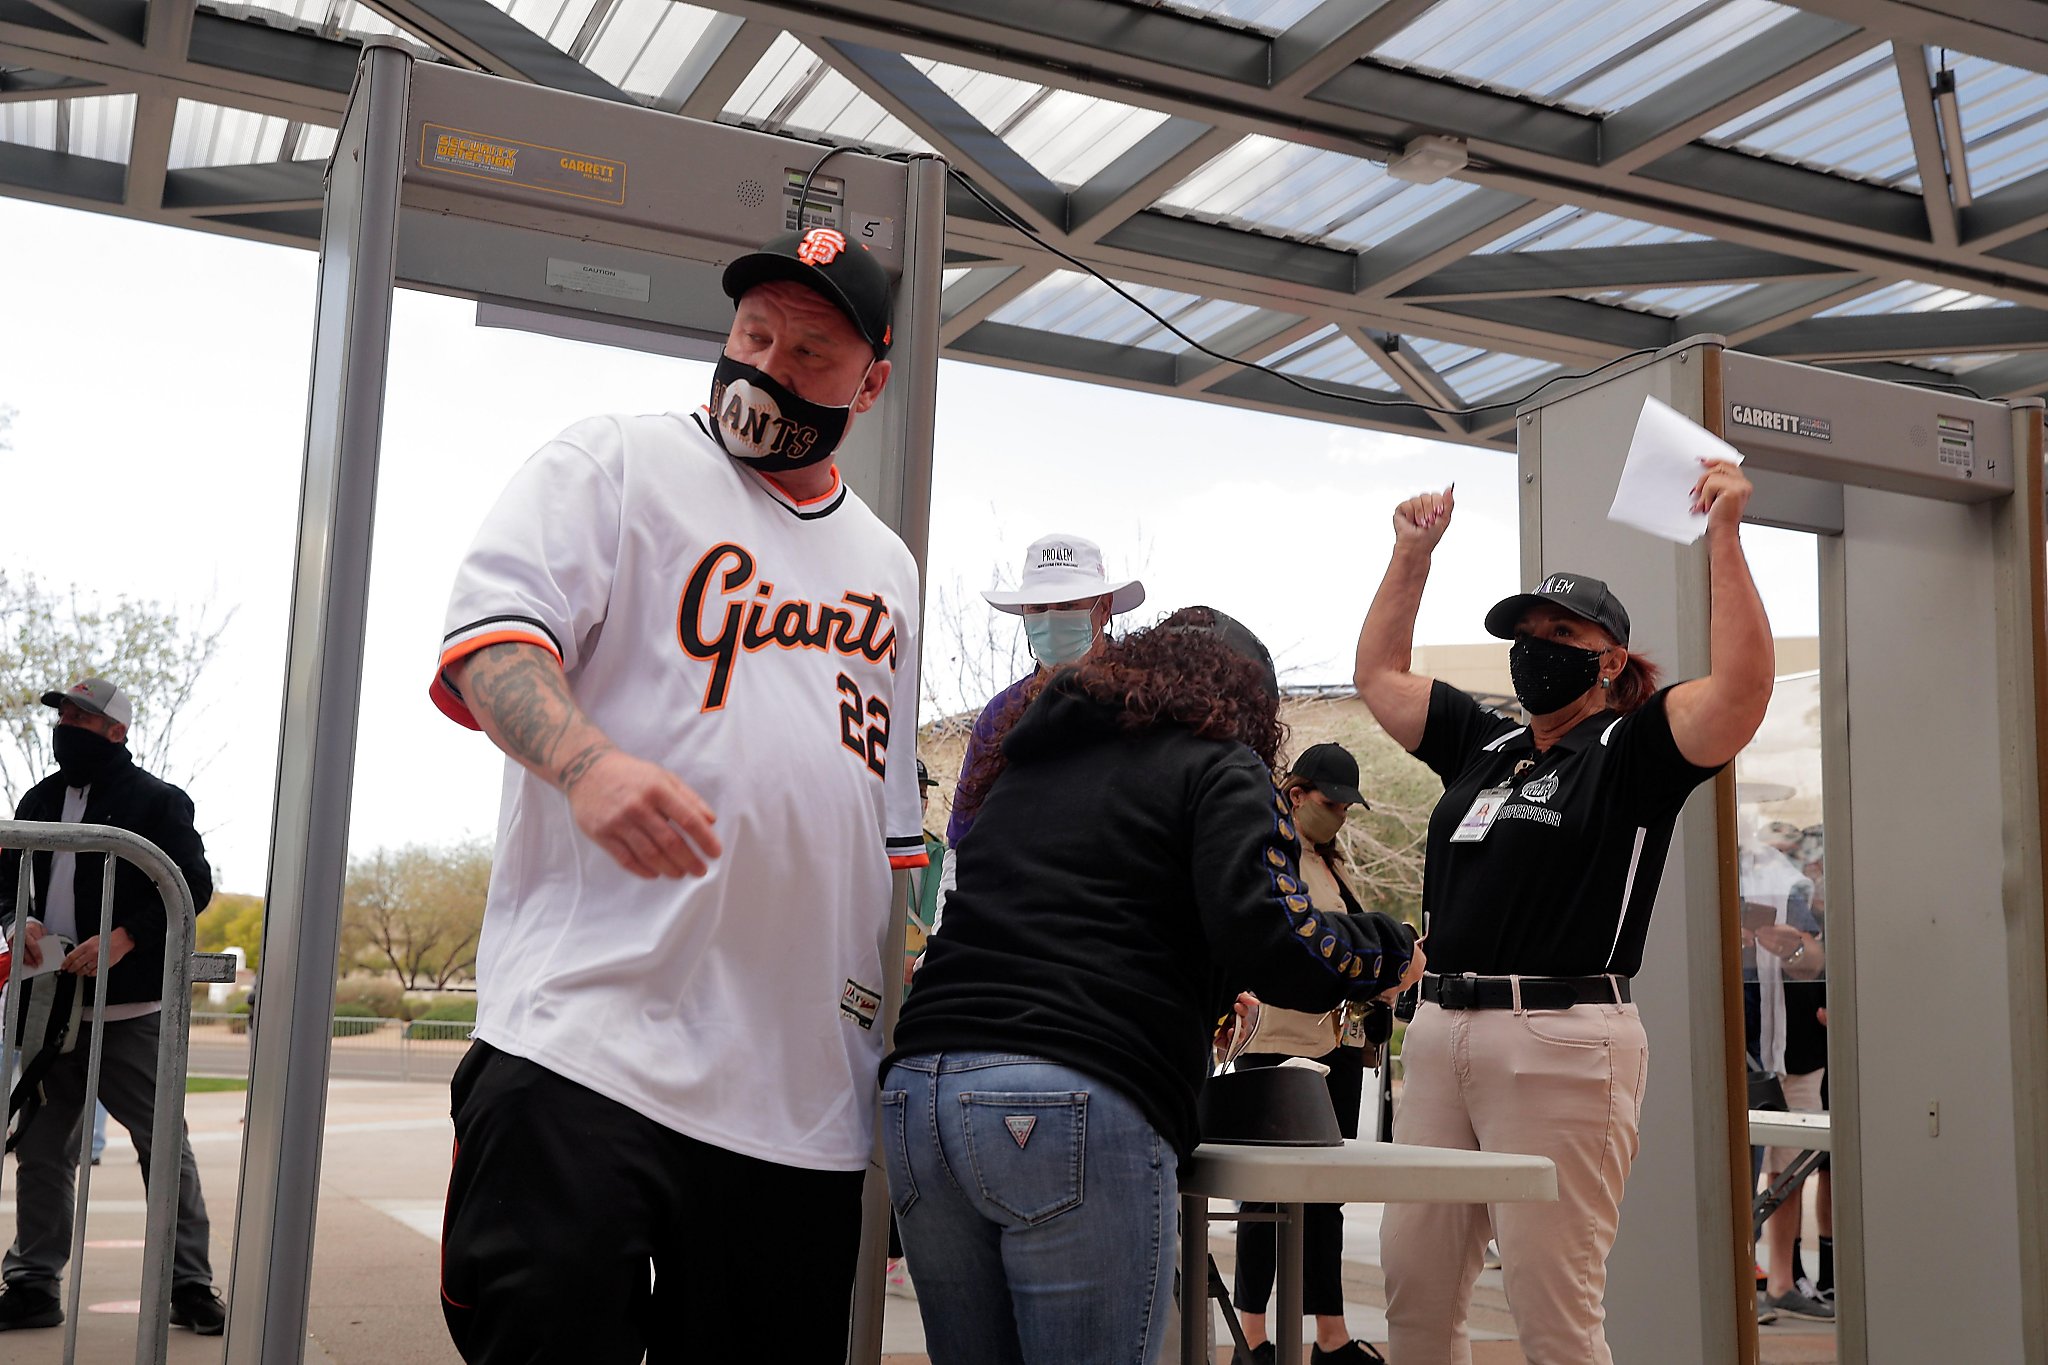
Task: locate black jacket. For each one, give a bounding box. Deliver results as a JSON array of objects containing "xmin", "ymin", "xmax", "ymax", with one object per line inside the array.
[
  {"xmin": 889, "ymin": 677, "xmax": 1412, "ymax": 1156},
  {"xmin": 1, "ymin": 750, "xmax": 213, "ymax": 1007}
]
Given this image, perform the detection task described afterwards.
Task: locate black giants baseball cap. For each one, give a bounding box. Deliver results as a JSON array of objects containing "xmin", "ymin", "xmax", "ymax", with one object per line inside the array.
[
  {"xmin": 1484, "ymin": 571, "xmax": 1632, "ymax": 647},
  {"xmin": 1292, "ymin": 742, "xmax": 1368, "ymax": 808},
  {"xmin": 722, "ymin": 228, "xmax": 895, "ymax": 359}
]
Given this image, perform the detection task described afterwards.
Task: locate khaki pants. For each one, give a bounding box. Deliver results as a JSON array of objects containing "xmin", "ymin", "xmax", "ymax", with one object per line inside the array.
[{"xmin": 1381, "ymin": 1000, "xmax": 1648, "ymax": 1365}]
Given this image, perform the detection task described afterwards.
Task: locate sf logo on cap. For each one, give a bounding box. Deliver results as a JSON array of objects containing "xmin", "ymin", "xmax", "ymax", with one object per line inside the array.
[{"xmin": 797, "ymin": 228, "xmax": 847, "ymax": 265}]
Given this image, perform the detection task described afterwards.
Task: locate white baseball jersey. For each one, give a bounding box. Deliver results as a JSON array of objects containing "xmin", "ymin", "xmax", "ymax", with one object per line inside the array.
[{"xmin": 433, "ymin": 410, "xmax": 926, "ymax": 1170}]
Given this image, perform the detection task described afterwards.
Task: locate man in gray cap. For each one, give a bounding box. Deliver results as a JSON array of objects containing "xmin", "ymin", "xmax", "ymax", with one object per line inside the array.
[{"xmin": 0, "ymin": 678, "xmax": 221, "ymax": 1335}]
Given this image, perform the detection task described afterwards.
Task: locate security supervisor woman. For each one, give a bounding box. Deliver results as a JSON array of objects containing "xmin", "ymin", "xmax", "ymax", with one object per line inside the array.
[
  {"xmin": 885, "ymin": 607, "xmax": 1424, "ymax": 1365},
  {"xmin": 1352, "ymin": 469, "xmax": 1771, "ymax": 1365}
]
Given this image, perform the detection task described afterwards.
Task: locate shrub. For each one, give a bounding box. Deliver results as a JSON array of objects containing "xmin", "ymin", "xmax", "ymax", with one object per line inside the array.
[
  {"xmin": 414, "ymin": 997, "xmax": 477, "ymax": 1023},
  {"xmin": 332, "ymin": 1001, "xmax": 381, "ymax": 1038},
  {"xmin": 332, "ymin": 976, "xmax": 409, "ymax": 1019}
]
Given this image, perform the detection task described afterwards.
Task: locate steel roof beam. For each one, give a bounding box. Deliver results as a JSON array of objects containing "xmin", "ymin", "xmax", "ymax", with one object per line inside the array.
[
  {"xmin": 817, "ymin": 37, "xmax": 1067, "ymax": 236},
  {"xmin": 1963, "ymin": 168, "xmax": 2048, "ymax": 253},
  {"xmin": 0, "ymin": 14, "xmax": 351, "ymax": 121},
  {"xmin": 1788, "ymin": 0, "xmax": 2048, "ymax": 79},
  {"xmin": 159, "ymin": 158, "xmax": 322, "ymax": 212},
  {"xmin": 1598, "ymin": 13, "xmax": 1868, "ymax": 173},
  {"xmin": 362, "ymin": 0, "xmax": 631, "ymax": 101},
  {"xmin": 1065, "ymin": 118, "xmax": 1232, "ymax": 246},
  {"xmin": 1747, "ymin": 306, "xmax": 2048, "ymax": 360},
  {"xmin": 1315, "ymin": 61, "xmax": 1600, "ymax": 163},
  {"xmin": 1393, "ymin": 242, "xmax": 1848, "ymax": 302},
  {"xmin": 18, "ymin": 0, "xmax": 142, "ymax": 45},
  {"xmin": 1355, "ymin": 193, "xmax": 1551, "ymax": 298},
  {"xmin": 1268, "ymin": 0, "xmax": 1437, "ymax": 97},
  {"xmin": 1963, "ymin": 352, "xmax": 2048, "ymax": 397},
  {"xmin": 1205, "ymin": 364, "xmax": 1446, "ymax": 435},
  {"xmin": 1677, "ymin": 275, "xmax": 1883, "ymax": 345},
  {"xmin": 1345, "ymin": 324, "xmax": 1464, "ymax": 436},
  {"xmin": 1890, "ymin": 42, "xmax": 1959, "ymax": 249},
  {"xmin": 1174, "ymin": 311, "xmax": 1322, "ymax": 390},
  {"xmin": 938, "ymin": 262, "xmax": 1050, "ymax": 345},
  {"xmin": 948, "ymin": 319, "xmax": 1182, "ymax": 388},
  {"xmin": 0, "ymin": 65, "xmax": 102, "ymax": 98},
  {"xmin": 1422, "ymin": 295, "xmax": 1675, "ymax": 352},
  {"xmin": 0, "ymin": 136, "xmax": 123, "ymax": 201},
  {"xmin": 186, "ymin": 11, "xmax": 357, "ymax": 96},
  {"xmin": 656, "ymin": 13, "xmax": 776, "ymax": 119}
]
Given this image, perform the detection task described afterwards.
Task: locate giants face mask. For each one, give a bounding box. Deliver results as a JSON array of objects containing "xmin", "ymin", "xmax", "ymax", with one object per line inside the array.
[{"xmin": 708, "ymin": 353, "xmax": 871, "ymax": 471}]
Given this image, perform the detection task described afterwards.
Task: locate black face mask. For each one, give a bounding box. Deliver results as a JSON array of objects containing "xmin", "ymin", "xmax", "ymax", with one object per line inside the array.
[
  {"xmin": 1508, "ymin": 636, "xmax": 1604, "ymax": 716},
  {"xmin": 52, "ymin": 724, "xmax": 127, "ymax": 786},
  {"xmin": 707, "ymin": 352, "xmax": 867, "ymax": 471}
]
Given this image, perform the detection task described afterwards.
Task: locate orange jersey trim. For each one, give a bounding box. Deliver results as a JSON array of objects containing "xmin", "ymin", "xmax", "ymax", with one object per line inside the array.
[
  {"xmin": 430, "ymin": 629, "xmax": 563, "ymax": 730},
  {"xmin": 889, "ymin": 850, "xmax": 931, "ymax": 871}
]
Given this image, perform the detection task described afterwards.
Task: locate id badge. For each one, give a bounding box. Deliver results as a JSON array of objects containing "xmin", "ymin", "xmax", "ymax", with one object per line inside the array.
[{"xmin": 1450, "ymin": 785, "xmax": 1512, "ymax": 842}]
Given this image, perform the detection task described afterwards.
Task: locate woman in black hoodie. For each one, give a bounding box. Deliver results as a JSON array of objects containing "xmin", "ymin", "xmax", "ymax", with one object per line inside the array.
[{"xmin": 884, "ymin": 607, "xmax": 1422, "ymax": 1365}]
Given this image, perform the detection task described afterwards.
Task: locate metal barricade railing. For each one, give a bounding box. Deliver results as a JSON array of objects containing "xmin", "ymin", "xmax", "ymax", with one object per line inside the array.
[{"xmin": 0, "ymin": 820, "xmax": 225, "ymax": 1365}]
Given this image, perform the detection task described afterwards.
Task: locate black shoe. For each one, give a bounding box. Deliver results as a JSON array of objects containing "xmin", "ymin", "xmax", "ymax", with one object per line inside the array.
[
  {"xmin": 1764, "ymin": 1287, "xmax": 1835, "ymax": 1322},
  {"xmin": 170, "ymin": 1283, "xmax": 227, "ymax": 1335},
  {"xmin": 1231, "ymin": 1344, "xmax": 1274, "ymax": 1365},
  {"xmin": 1312, "ymin": 1343, "xmax": 1388, "ymax": 1365},
  {"xmin": 0, "ymin": 1283, "xmax": 63, "ymax": 1331}
]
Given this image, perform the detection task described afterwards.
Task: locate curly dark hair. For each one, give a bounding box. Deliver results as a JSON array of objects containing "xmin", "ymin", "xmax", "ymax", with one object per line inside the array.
[{"xmin": 953, "ymin": 606, "xmax": 1285, "ymax": 819}]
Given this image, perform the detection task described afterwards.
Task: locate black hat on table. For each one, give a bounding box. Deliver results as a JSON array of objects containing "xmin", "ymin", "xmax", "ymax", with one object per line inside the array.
[
  {"xmin": 722, "ymin": 228, "xmax": 894, "ymax": 359},
  {"xmin": 1484, "ymin": 571, "xmax": 1631, "ymax": 648}
]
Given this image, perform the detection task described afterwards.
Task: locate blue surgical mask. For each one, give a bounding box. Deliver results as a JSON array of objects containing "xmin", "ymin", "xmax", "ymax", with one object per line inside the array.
[{"xmin": 1023, "ymin": 609, "xmax": 1097, "ymax": 668}]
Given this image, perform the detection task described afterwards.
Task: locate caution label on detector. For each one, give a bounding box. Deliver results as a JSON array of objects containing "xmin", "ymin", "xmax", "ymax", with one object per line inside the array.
[{"xmin": 419, "ymin": 123, "xmax": 627, "ymax": 206}]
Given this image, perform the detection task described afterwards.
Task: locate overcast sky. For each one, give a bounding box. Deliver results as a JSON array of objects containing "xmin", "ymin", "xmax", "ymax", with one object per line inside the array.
[{"xmin": 0, "ymin": 198, "xmax": 1818, "ymax": 891}]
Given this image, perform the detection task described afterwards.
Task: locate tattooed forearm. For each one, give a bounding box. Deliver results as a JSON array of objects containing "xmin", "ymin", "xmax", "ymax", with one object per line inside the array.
[
  {"xmin": 458, "ymin": 644, "xmax": 614, "ymax": 791},
  {"xmin": 556, "ymin": 740, "xmax": 617, "ymax": 793}
]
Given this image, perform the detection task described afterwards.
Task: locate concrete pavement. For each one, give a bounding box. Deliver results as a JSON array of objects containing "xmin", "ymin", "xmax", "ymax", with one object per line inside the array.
[{"xmin": 2, "ymin": 1071, "xmax": 1838, "ymax": 1363}]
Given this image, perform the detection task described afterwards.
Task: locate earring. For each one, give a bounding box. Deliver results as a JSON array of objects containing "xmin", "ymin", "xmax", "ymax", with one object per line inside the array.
[{"xmin": 1600, "ymin": 677, "xmax": 1611, "ymax": 689}]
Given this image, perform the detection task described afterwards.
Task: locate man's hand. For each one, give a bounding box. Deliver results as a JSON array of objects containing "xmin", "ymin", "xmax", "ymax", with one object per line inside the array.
[
  {"xmin": 17, "ymin": 917, "xmax": 47, "ymax": 969},
  {"xmin": 1392, "ymin": 486, "xmax": 1455, "ymax": 553},
  {"xmin": 567, "ymin": 750, "xmax": 722, "ymax": 880},
  {"xmin": 64, "ymin": 927, "xmax": 134, "ymax": 976}
]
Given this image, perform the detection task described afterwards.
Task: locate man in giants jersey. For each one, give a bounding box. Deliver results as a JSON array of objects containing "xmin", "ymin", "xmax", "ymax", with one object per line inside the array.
[{"xmin": 430, "ymin": 228, "xmax": 926, "ymax": 1364}]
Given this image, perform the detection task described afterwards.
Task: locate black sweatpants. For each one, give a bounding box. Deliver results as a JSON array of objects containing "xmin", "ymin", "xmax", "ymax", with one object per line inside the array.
[
  {"xmin": 1232, "ymin": 1046, "xmax": 1367, "ymax": 1318},
  {"xmin": 441, "ymin": 1042, "xmax": 868, "ymax": 1364}
]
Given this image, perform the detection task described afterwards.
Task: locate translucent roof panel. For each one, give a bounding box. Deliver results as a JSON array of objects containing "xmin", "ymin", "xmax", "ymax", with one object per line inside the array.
[
  {"xmin": 484, "ymin": 0, "xmax": 602, "ymax": 54},
  {"xmin": 1923, "ymin": 352, "xmax": 2016, "ymax": 375},
  {"xmin": 903, "ymin": 58, "xmax": 1169, "ymax": 186},
  {"xmin": 1704, "ymin": 46, "xmax": 1919, "ymax": 188},
  {"xmin": 987, "ymin": 271, "xmax": 1212, "ymax": 353},
  {"xmin": 724, "ymin": 35, "xmax": 934, "ymax": 155},
  {"xmin": 1373, "ymin": 0, "xmax": 1802, "ymax": 116},
  {"xmin": 1587, "ymin": 282, "xmax": 1757, "ymax": 316},
  {"xmin": 300, "ymin": 124, "xmax": 339, "ymax": 162},
  {"xmin": 1157, "ymin": 135, "xmax": 1478, "ymax": 250},
  {"xmin": 0, "ymin": 94, "xmax": 135, "ymax": 162},
  {"xmin": 1401, "ymin": 336, "xmax": 1557, "ymax": 400},
  {"xmin": 1146, "ymin": 0, "xmax": 1328, "ymax": 34},
  {"xmin": 169, "ymin": 100, "xmax": 292, "ymax": 170},
  {"xmin": 1949, "ymin": 53, "xmax": 2048, "ymax": 195},
  {"xmin": 201, "ymin": 0, "xmax": 428, "ymax": 46},
  {"xmin": 1476, "ymin": 205, "xmax": 1708, "ymax": 252},
  {"xmin": 1815, "ymin": 280, "xmax": 2013, "ymax": 316},
  {"xmin": 581, "ymin": 0, "xmax": 721, "ymax": 99},
  {"xmin": 1272, "ymin": 334, "xmax": 1393, "ymax": 389}
]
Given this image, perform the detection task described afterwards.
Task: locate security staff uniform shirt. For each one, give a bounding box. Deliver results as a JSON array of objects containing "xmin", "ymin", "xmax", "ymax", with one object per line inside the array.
[
  {"xmin": 432, "ymin": 410, "xmax": 927, "ymax": 1171},
  {"xmin": 1413, "ymin": 680, "xmax": 1720, "ymax": 978}
]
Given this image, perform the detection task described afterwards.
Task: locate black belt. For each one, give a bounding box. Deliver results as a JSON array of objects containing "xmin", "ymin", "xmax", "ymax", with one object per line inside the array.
[{"xmin": 1420, "ymin": 974, "xmax": 1631, "ymax": 1011}]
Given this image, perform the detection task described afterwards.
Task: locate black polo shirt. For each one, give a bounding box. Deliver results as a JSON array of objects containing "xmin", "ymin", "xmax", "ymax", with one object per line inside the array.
[{"xmin": 1413, "ymin": 680, "xmax": 1721, "ymax": 978}]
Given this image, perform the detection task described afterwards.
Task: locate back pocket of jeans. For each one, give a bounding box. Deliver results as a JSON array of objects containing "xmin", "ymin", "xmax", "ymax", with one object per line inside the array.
[
  {"xmin": 880, "ymin": 1090, "xmax": 918, "ymax": 1217},
  {"xmin": 958, "ymin": 1091, "xmax": 1086, "ymax": 1225}
]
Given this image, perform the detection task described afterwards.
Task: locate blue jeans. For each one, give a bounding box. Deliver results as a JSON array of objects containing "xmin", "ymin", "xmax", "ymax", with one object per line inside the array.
[{"xmin": 882, "ymin": 1052, "xmax": 1177, "ymax": 1365}]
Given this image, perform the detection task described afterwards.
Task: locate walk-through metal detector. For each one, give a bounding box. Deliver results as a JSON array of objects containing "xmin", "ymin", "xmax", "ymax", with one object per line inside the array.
[
  {"xmin": 233, "ymin": 43, "xmax": 945, "ymax": 1364},
  {"xmin": 1517, "ymin": 339, "xmax": 2048, "ymax": 1365}
]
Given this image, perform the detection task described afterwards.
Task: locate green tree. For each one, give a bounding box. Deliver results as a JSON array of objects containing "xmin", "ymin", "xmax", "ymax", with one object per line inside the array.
[
  {"xmin": 340, "ymin": 839, "xmax": 491, "ymax": 990},
  {"xmin": 0, "ymin": 568, "xmax": 233, "ymax": 806},
  {"xmin": 196, "ymin": 891, "xmax": 266, "ymax": 969}
]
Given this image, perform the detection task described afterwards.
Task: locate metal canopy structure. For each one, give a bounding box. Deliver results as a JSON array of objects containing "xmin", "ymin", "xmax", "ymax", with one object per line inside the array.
[{"xmin": 6, "ymin": 0, "xmax": 2048, "ymax": 448}]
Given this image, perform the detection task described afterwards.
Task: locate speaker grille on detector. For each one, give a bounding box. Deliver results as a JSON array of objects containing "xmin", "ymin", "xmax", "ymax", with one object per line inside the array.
[
  {"xmin": 737, "ymin": 179, "xmax": 765, "ymax": 208},
  {"xmin": 1910, "ymin": 424, "xmax": 1929, "ymax": 448}
]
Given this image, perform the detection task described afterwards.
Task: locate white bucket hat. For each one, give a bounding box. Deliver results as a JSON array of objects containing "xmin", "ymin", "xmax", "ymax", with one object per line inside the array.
[{"xmin": 981, "ymin": 534, "xmax": 1145, "ymax": 616}]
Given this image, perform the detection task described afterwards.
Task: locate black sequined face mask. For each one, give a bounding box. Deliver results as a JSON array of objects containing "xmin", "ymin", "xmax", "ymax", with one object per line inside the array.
[{"xmin": 1508, "ymin": 635, "xmax": 1604, "ymax": 715}]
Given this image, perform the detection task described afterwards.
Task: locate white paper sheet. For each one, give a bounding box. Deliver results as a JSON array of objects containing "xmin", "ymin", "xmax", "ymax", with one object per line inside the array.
[
  {"xmin": 8, "ymin": 933, "xmax": 74, "ymax": 982},
  {"xmin": 1607, "ymin": 395, "xmax": 1744, "ymax": 544}
]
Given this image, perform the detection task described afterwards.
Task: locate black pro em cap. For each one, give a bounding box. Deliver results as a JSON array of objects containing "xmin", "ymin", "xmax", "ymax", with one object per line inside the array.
[{"xmin": 1484, "ymin": 571, "xmax": 1631, "ymax": 648}]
